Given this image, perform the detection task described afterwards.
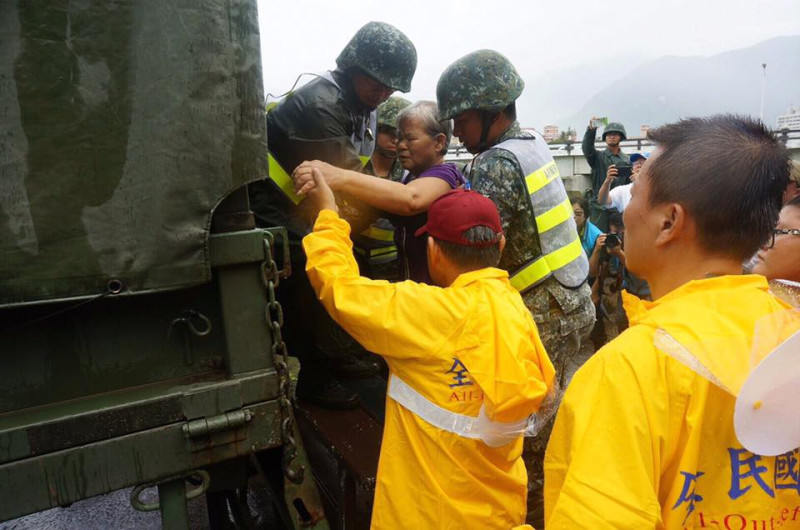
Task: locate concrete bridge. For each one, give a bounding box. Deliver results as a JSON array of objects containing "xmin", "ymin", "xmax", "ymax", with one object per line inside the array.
[{"xmin": 446, "ymin": 128, "xmax": 800, "ymax": 194}]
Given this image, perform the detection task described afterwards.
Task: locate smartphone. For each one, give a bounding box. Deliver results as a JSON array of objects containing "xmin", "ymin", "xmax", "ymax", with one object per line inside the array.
[
  {"xmin": 616, "ymin": 165, "xmax": 632, "ymax": 180},
  {"xmin": 604, "ymin": 233, "xmax": 621, "ymax": 248},
  {"xmin": 591, "ymin": 117, "xmax": 609, "ymax": 128}
]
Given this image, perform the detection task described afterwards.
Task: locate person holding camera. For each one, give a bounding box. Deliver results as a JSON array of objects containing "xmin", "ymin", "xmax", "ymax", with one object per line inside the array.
[
  {"xmin": 597, "ymin": 152, "xmax": 647, "ymax": 213},
  {"xmin": 583, "ymin": 118, "xmax": 629, "ymax": 231},
  {"xmin": 545, "ymin": 115, "xmax": 800, "ymax": 530},
  {"xmin": 587, "ymin": 214, "xmax": 626, "ymax": 345},
  {"xmin": 592, "ymin": 163, "xmax": 653, "ymax": 305}
]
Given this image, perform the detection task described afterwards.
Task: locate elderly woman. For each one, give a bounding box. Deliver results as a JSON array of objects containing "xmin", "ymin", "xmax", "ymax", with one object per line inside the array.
[{"xmin": 293, "ymin": 101, "xmax": 465, "ymax": 283}]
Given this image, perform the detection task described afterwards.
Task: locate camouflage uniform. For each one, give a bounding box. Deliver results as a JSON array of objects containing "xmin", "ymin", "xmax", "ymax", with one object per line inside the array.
[
  {"xmin": 358, "ymin": 96, "xmax": 412, "ymax": 280},
  {"xmin": 439, "ymin": 50, "xmax": 595, "ymax": 528},
  {"xmin": 470, "ymin": 122, "xmax": 595, "ymax": 529},
  {"xmin": 468, "ymin": 122, "xmax": 596, "ymax": 384},
  {"xmin": 374, "ymin": 96, "xmax": 411, "ymax": 182}
]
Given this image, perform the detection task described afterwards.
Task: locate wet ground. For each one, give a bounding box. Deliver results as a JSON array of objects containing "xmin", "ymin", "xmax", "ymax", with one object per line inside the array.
[
  {"xmin": 0, "ymin": 487, "xmax": 207, "ymax": 530},
  {"xmin": 0, "ymin": 478, "xmax": 280, "ymax": 530}
]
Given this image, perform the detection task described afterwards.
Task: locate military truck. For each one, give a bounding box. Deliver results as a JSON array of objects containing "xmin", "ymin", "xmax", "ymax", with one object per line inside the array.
[{"xmin": 0, "ymin": 1, "xmax": 329, "ymax": 528}]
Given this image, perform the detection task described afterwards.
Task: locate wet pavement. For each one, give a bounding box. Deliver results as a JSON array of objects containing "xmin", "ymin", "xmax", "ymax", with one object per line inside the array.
[
  {"xmin": 0, "ymin": 487, "xmax": 207, "ymax": 530},
  {"xmin": 0, "ymin": 486, "xmax": 215, "ymax": 530},
  {"xmin": 0, "ymin": 478, "xmax": 280, "ymax": 530}
]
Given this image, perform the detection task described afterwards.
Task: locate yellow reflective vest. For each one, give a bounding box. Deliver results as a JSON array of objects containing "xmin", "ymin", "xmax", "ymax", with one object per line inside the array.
[
  {"xmin": 469, "ymin": 133, "xmax": 588, "ymax": 293},
  {"xmin": 304, "ymin": 210, "xmax": 555, "ymax": 530},
  {"xmin": 544, "ymin": 275, "xmax": 800, "ymax": 529}
]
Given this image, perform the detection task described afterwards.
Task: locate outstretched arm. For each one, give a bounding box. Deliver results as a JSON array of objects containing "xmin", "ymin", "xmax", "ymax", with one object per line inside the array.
[
  {"xmin": 597, "ymin": 165, "xmax": 618, "ymax": 206},
  {"xmin": 582, "ymin": 118, "xmax": 600, "ymax": 167},
  {"xmin": 294, "ymin": 160, "xmax": 452, "ymax": 216},
  {"xmin": 301, "ymin": 168, "xmax": 463, "ymax": 359}
]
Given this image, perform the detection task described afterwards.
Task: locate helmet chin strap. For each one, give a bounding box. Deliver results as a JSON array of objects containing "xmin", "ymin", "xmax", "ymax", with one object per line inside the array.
[{"xmin": 475, "ymin": 110, "xmax": 499, "ymax": 153}]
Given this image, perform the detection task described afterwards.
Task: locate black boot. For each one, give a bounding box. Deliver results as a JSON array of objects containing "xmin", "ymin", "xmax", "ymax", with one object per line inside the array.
[{"xmin": 332, "ymin": 355, "xmax": 381, "ymax": 380}]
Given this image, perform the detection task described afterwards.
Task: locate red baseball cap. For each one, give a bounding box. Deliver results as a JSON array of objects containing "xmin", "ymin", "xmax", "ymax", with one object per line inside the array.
[{"xmin": 415, "ymin": 189, "xmax": 503, "ymax": 246}]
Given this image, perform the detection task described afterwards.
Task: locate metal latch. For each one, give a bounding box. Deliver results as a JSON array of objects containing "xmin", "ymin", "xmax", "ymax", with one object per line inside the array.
[{"xmin": 182, "ymin": 409, "xmax": 252, "ymax": 438}]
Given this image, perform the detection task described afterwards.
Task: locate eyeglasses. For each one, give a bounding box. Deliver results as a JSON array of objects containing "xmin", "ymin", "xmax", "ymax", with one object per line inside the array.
[{"xmin": 766, "ymin": 228, "xmax": 800, "ymax": 249}]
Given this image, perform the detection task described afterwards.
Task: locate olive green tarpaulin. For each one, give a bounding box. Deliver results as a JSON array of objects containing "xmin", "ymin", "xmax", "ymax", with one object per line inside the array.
[{"xmin": 0, "ymin": 0, "xmax": 267, "ymax": 306}]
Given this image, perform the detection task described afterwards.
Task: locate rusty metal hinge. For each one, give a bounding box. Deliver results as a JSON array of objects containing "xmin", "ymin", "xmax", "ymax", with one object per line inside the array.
[{"xmin": 182, "ymin": 409, "xmax": 252, "ymax": 439}]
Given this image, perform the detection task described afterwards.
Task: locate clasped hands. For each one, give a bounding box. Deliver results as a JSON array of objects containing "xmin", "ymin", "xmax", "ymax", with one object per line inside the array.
[{"xmin": 291, "ymin": 160, "xmax": 340, "ymax": 213}]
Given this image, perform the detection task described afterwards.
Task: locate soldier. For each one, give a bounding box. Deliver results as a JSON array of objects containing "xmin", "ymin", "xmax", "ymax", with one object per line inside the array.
[
  {"xmin": 368, "ymin": 96, "xmax": 411, "ymax": 181},
  {"xmin": 436, "ymin": 50, "xmax": 595, "ymax": 528},
  {"xmin": 582, "ymin": 118, "xmax": 630, "ymax": 231},
  {"xmin": 249, "ymin": 21, "xmax": 416, "ymax": 409},
  {"xmin": 355, "ymin": 96, "xmax": 412, "ymax": 281}
]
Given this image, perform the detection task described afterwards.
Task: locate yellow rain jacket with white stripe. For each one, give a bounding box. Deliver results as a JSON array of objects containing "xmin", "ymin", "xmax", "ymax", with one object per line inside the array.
[
  {"xmin": 304, "ymin": 210, "xmax": 555, "ymax": 530},
  {"xmin": 544, "ymin": 275, "xmax": 800, "ymax": 529}
]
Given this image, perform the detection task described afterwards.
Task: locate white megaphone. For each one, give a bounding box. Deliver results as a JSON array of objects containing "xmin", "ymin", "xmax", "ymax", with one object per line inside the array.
[{"xmin": 734, "ymin": 330, "xmax": 800, "ymax": 456}]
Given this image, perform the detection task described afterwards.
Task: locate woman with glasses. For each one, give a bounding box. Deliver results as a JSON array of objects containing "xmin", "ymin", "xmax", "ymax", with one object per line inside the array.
[
  {"xmin": 753, "ymin": 196, "xmax": 800, "ymax": 283},
  {"xmin": 572, "ymin": 197, "xmax": 601, "ymax": 258},
  {"xmin": 782, "ymin": 160, "xmax": 800, "ymax": 205}
]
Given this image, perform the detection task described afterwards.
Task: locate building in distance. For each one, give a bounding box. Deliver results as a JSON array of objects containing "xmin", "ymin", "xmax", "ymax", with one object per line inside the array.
[
  {"xmin": 543, "ymin": 124, "xmax": 560, "ymax": 142},
  {"xmin": 777, "ymin": 106, "xmax": 800, "ymax": 130}
]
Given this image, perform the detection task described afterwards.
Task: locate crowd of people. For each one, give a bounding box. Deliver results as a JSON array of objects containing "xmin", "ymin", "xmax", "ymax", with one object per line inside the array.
[{"xmin": 253, "ymin": 20, "xmax": 800, "ymax": 530}]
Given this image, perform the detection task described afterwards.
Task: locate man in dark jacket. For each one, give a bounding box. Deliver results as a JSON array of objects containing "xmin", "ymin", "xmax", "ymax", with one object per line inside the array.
[
  {"xmin": 582, "ymin": 118, "xmax": 629, "ymax": 231},
  {"xmin": 249, "ymin": 21, "xmax": 417, "ymax": 408}
]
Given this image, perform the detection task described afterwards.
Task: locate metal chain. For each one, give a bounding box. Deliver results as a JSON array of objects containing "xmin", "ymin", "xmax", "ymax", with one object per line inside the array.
[{"xmin": 262, "ymin": 233, "xmax": 305, "ymax": 485}]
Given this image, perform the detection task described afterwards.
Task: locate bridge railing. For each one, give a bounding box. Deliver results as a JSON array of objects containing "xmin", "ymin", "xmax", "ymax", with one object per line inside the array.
[{"xmin": 446, "ymin": 128, "xmax": 800, "ymax": 193}]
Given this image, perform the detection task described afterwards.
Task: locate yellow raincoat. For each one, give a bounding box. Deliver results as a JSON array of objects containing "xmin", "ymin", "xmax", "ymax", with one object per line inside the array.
[
  {"xmin": 304, "ymin": 210, "xmax": 555, "ymax": 529},
  {"xmin": 544, "ymin": 275, "xmax": 800, "ymax": 529}
]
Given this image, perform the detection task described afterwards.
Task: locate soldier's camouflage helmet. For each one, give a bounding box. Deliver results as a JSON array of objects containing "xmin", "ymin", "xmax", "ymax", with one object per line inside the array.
[
  {"xmin": 436, "ymin": 50, "xmax": 524, "ymax": 120},
  {"xmin": 602, "ymin": 122, "xmax": 627, "ymax": 141},
  {"xmin": 336, "ymin": 21, "xmax": 417, "ymax": 93},
  {"xmin": 377, "ymin": 96, "xmax": 412, "ymax": 129}
]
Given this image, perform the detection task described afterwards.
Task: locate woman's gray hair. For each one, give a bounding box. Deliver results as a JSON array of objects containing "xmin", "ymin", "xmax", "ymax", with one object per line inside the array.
[{"xmin": 397, "ymin": 101, "xmax": 452, "ymax": 155}]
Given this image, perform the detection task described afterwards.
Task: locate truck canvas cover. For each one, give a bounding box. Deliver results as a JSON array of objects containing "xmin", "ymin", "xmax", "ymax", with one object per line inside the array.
[{"xmin": 0, "ymin": 0, "xmax": 267, "ymax": 306}]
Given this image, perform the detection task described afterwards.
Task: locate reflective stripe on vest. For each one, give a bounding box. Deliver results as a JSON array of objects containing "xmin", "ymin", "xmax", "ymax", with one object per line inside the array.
[
  {"xmin": 474, "ymin": 134, "xmax": 588, "ymax": 292},
  {"xmin": 268, "ymin": 152, "xmax": 303, "ymax": 205},
  {"xmin": 267, "ymin": 151, "xmax": 372, "ymax": 206},
  {"xmin": 354, "ymin": 245, "xmax": 398, "ymax": 263},
  {"xmin": 387, "ymin": 374, "xmax": 527, "ymax": 448},
  {"xmin": 354, "ymin": 224, "xmax": 397, "ymax": 265},
  {"xmin": 361, "ymin": 225, "xmax": 395, "ymax": 242},
  {"xmin": 509, "ymin": 238, "xmax": 584, "ymax": 292}
]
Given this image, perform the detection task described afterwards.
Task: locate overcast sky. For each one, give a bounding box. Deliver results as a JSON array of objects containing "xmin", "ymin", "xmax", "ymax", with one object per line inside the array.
[{"xmin": 257, "ymin": 0, "xmax": 799, "ymax": 112}]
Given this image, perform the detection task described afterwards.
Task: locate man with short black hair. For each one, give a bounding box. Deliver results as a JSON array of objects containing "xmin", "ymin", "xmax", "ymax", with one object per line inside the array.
[
  {"xmin": 300, "ymin": 169, "xmax": 555, "ymax": 530},
  {"xmin": 545, "ymin": 115, "xmax": 800, "ymax": 528}
]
